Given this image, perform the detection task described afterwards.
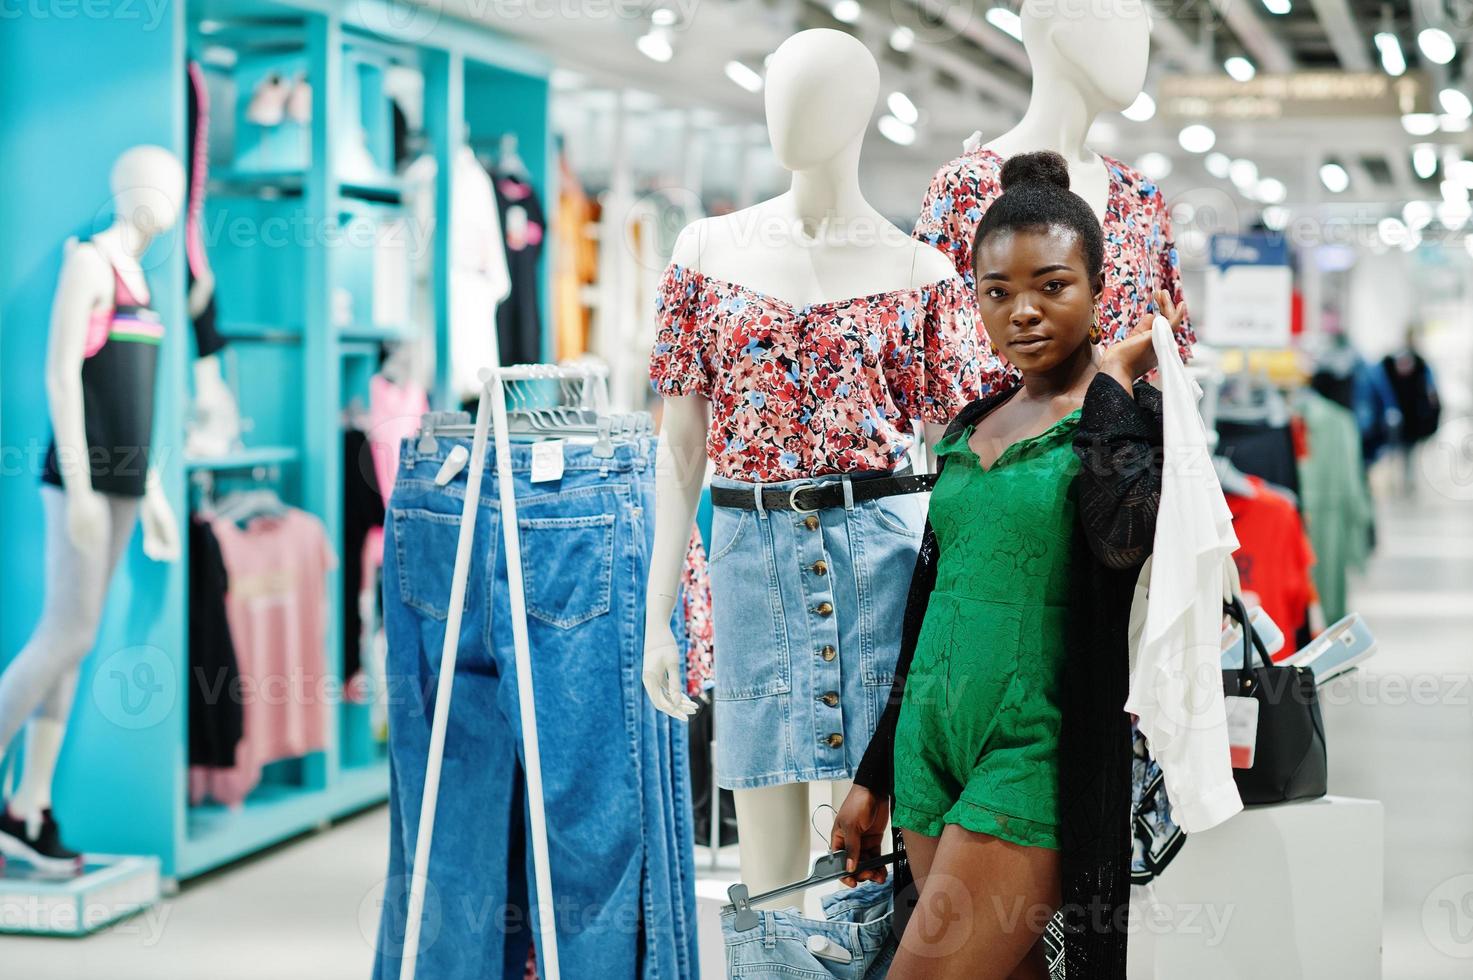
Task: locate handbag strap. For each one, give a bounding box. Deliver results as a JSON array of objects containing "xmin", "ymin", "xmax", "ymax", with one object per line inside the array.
[{"xmin": 1223, "ymin": 597, "xmax": 1275, "ymax": 672}]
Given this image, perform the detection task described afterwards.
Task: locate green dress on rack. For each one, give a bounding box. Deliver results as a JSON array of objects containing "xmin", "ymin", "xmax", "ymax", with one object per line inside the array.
[{"xmin": 892, "ymin": 408, "xmax": 1083, "ymax": 848}]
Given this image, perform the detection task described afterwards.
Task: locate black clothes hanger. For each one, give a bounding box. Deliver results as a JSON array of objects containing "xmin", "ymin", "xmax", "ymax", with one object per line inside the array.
[{"xmin": 722, "ymin": 849, "xmax": 902, "ymax": 932}]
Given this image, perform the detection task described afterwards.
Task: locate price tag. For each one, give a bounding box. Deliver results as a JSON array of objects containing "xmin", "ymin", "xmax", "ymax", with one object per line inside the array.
[
  {"xmin": 531, "ymin": 439, "xmax": 565, "ymax": 483},
  {"xmin": 1225, "ymin": 695, "xmax": 1259, "ymax": 769}
]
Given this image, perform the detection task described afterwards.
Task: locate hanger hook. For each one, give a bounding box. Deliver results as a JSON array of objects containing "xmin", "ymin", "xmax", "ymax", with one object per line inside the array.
[{"xmin": 811, "ymin": 803, "xmax": 838, "ymax": 852}]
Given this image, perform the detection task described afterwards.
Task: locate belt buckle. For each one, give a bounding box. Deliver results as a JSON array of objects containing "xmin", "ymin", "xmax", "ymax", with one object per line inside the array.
[{"xmin": 788, "ymin": 481, "xmax": 820, "ymax": 513}]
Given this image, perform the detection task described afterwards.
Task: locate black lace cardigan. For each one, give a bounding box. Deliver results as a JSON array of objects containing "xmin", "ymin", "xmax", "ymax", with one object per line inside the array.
[{"xmin": 852, "ymin": 372, "xmax": 1164, "ymax": 978}]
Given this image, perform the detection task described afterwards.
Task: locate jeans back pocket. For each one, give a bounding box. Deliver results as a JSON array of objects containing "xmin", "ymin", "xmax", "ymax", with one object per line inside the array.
[
  {"xmin": 518, "ymin": 513, "xmax": 616, "ymax": 629},
  {"xmin": 392, "ymin": 507, "xmax": 467, "ymax": 621}
]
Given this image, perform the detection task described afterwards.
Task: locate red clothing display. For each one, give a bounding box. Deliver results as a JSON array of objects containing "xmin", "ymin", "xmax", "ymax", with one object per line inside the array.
[{"xmin": 1226, "ymin": 477, "xmax": 1315, "ymax": 658}]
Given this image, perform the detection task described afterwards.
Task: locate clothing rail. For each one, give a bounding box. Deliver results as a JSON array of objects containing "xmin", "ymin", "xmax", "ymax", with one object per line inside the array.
[{"xmin": 398, "ymin": 364, "xmax": 609, "ymax": 980}]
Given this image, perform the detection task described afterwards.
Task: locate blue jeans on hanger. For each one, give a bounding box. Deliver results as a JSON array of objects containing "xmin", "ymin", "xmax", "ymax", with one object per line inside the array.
[
  {"xmin": 372, "ymin": 435, "xmax": 698, "ymax": 980},
  {"xmin": 721, "ymin": 879, "xmax": 898, "ymax": 979}
]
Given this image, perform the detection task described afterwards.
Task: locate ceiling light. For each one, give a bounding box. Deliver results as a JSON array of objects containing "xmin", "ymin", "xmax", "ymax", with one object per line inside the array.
[
  {"xmin": 831, "ymin": 0, "xmax": 861, "ymax": 23},
  {"xmin": 1121, "ymin": 92, "xmax": 1156, "ymax": 122},
  {"xmin": 1261, "ymin": 0, "xmax": 1290, "ymax": 12},
  {"xmin": 1454, "ymin": 158, "xmax": 1473, "ymax": 187},
  {"xmin": 1178, "ymin": 124, "xmax": 1216, "ymax": 153},
  {"xmin": 1418, "ymin": 28, "xmax": 1457, "ymax": 65},
  {"xmin": 1374, "ymin": 32, "xmax": 1406, "ymax": 77},
  {"xmin": 1319, "ymin": 162, "xmax": 1349, "ymax": 193},
  {"xmin": 1403, "ymin": 200, "xmax": 1434, "ymax": 229},
  {"xmin": 1402, "ymin": 113, "xmax": 1439, "ymax": 136},
  {"xmin": 986, "ymin": 7, "xmax": 1023, "ymax": 41},
  {"xmin": 1262, "ymin": 206, "xmax": 1290, "ymax": 231},
  {"xmin": 889, "ymin": 26, "xmax": 914, "ymax": 52},
  {"xmin": 1442, "ymin": 178, "xmax": 1470, "ymax": 204},
  {"xmin": 1230, "ymin": 158, "xmax": 1260, "ymax": 191},
  {"xmin": 887, "ymin": 91, "xmax": 919, "ymax": 126},
  {"xmin": 1224, "ymin": 57, "xmax": 1256, "ymax": 82},
  {"xmin": 725, "ymin": 60, "xmax": 763, "ymax": 93},
  {"xmin": 1441, "ymin": 115, "xmax": 1472, "ymax": 133},
  {"xmin": 1205, "ymin": 152, "xmax": 1232, "ymax": 179},
  {"xmin": 1440, "ymin": 88, "xmax": 1473, "ymax": 120},
  {"xmin": 1256, "ymin": 177, "xmax": 1287, "ymax": 203},
  {"xmin": 1136, "ymin": 152, "xmax": 1172, "ymax": 180},
  {"xmin": 636, "ymin": 29, "xmax": 673, "ymax": 63},
  {"xmin": 650, "ymin": 6, "xmax": 676, "ymax": 26},
  {"xmin": 1413, "ymin": 144, "xmax": 1438, "ymax": 179},
  {"xmin": 877, "ymin": 115, "xmax": 916, "ymax": 146}
]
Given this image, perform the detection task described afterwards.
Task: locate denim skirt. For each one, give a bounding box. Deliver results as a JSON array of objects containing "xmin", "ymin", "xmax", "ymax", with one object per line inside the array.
[{"xmin": 708, "ymin": 471, "xmax": 924, "ymax": 790}]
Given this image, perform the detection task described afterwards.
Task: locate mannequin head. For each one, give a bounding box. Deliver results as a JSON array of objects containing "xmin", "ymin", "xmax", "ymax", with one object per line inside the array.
[
  {"xmin": 110, "ymin": 145, "xmax": 185, "ymax": 242},
  {"xmin": 764, "ymin": 29, "xmax": 878, "ymax": 171},
  {"xmin": 1020, "ymin": 0, "xmax": 1150, "ymax": 114}
]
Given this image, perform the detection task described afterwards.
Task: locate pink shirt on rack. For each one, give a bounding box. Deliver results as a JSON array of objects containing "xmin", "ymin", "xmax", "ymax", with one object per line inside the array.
[
  {"xmin": 369, "ymin": 374, "xmax": 430, "ymax": 508},
  {"xmin": 189, "ymin": 508, "xmax": 336, "ymax": 808}
]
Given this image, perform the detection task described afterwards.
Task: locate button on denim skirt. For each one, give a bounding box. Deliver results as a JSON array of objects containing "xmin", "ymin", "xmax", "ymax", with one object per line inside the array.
[{"xmin": 708, "ymin": 471, "xmax": 924, "ymax": 790}]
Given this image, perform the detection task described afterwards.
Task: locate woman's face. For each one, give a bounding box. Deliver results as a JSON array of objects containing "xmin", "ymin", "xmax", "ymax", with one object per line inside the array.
[{"xmin": 973, "ymin": 226, "xmax": 1100, "ymax": 373}]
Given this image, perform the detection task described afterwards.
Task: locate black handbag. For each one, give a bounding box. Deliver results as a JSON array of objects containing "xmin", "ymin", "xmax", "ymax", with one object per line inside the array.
[{"xmin": 1221, "ymin": 597, "xmax": 1328, "ymax": 805}]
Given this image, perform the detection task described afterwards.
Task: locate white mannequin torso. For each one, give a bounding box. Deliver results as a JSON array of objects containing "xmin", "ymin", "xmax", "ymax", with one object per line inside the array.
[{"xmin": 979, "ymin": 0, "xmax": 1152, "ymax": 220}]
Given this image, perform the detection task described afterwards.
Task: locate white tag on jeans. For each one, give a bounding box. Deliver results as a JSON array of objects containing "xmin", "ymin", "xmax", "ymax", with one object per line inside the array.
[
  {"xmin": 434, "ymin": 445, "xmax": 469, "ymax": 486},
  {"xmin": 531, "ymin": 440, "xmax": 565, "ymax": 483},
  {"xmin": 1225, "ymin": 696, "xmax": 1259, "ymax": 769}
]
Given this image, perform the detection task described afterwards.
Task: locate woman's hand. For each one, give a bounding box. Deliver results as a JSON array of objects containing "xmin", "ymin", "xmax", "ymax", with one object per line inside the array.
[
  {"xmin": 831, "ymin": 784, "xmax": 890, "ymax": 887},
  {"xmin": 1100, "ymin": 289, "xmax": 1184, "ymax": 390}
]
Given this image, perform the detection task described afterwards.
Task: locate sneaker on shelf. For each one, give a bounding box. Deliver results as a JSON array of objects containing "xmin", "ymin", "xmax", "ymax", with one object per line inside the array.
[
  {"xmin": 245, "ymin": 72, "xmax": 289, "ymax": 127},
  {"xmin": 0, "ymin": 806, "xmax": 83, "ymax": 876},
  {"xmin": 286, "ymin": 71, "xmax": 312, "ymax": 124}
]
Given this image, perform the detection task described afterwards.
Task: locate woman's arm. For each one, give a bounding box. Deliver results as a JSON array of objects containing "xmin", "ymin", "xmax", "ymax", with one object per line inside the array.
[{"xmin": 1072, "ymin": 373, "xmax": 1164, "ymax": 570}]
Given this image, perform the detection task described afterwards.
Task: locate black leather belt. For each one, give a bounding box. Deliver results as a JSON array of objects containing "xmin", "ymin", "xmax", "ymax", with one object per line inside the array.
[{"xmin": 710, "ymin": 472, "xmax": 938, "ymax": 513}]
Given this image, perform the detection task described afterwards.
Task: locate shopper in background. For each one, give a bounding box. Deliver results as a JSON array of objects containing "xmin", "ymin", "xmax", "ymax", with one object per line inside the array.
[
  {"xmin": 1382, "ymin": 326, "xmax": 1441, "ymax": 495},
  {"xmin": 832, "ymin": 151, "xmax": 1179, "ymax": 979}
]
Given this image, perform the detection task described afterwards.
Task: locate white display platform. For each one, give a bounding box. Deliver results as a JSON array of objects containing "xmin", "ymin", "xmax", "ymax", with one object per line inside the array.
[
  {"xmin": 1127, "ymin": 795, "xmax": 1384, "ymax": 980},
  {"xmin": 0, "ymin": 855, "xmax": 161, "ymax": 936}
]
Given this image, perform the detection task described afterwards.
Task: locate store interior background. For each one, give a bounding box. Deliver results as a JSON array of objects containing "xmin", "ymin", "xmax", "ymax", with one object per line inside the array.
[{"xmin": 1, "ymin": 0, "xmax": 1472, "ymax": 977}]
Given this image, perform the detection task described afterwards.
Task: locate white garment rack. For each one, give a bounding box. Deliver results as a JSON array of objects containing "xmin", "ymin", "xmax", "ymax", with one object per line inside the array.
[{"xmin": 398, "ymin": 362, "xmax": 612, "ymax": 980}]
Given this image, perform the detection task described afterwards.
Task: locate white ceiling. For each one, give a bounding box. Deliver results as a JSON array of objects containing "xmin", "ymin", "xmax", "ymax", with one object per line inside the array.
[{"xmin": 443, "ymin": 0, "xmax": 1473, "ymax": 233}]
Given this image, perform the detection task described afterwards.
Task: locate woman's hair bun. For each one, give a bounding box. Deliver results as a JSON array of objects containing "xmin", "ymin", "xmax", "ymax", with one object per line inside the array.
[{"xmin": 999, "ymin": 150, "xmax": 1071, "ymax": 192}]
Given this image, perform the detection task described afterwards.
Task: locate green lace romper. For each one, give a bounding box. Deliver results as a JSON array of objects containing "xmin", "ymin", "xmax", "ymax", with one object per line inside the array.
[{"xmin": 892, "ymin": 409, "xmax": 1082, "ymax": 848}]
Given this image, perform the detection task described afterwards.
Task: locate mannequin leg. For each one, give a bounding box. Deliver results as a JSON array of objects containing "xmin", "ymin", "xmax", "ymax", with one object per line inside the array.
[
  {"xmin": 0, "ymin": 487, "xmax": 138, "ymax": 813},
  {"xmin": 735, "ymin": 778, "xmax": 875, "ymax": 910},
  {"xmin": 734, "ymin": 783, "xmax": 811, "ymax": 904}
]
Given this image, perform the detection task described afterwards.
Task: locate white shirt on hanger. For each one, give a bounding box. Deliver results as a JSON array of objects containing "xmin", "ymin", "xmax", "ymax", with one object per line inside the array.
[
  {"xmin": 404, "ymin": 146, "xmax": 513, "ymax": 399},
  {"xmin": 1126, "ymin": 315, "xmax": 1244, "ymax": 834}
]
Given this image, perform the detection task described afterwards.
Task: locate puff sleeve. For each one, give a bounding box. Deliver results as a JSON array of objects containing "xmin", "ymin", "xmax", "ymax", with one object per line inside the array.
[
  {"xmin": 648, "ymin": 264, "xmax": 712, "ymax": 399},
  {"xmin": 886, "ymin": 275, "xmax": 1009, "ymax": 423},
  {"xmin": 1151, "ymin": 188, "xmax": 1196, "ymax": 362}
]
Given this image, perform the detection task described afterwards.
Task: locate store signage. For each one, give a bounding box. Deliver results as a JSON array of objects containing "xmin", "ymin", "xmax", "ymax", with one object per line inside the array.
[
  {"xmin": 1203, "ymin": 233, "xmax": 1292, "ymax": 349},
  {"xmin": 1160, "ymin": 71, "xmax": 1430, "ymax": 120}
]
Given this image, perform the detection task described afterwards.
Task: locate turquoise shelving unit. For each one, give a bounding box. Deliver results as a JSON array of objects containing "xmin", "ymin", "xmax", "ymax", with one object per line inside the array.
[{"xmin": 0, "ymin": 0, "xmax": 552, "ymax": 882}]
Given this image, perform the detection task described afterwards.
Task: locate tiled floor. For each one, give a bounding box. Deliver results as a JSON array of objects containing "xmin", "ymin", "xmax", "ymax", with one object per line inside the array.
[{"xmin": 1, "ymin": 472, "xmax": 1470, "ymax": 978}]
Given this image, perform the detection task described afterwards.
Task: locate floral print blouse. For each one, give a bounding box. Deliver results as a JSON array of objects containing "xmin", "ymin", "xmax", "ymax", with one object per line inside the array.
[
  {"xmin": 915, "ymin": 143, "xmax": 1196, "ymax": 366},
  {"xmin": 649, "ymin": 263, "xmax": 983, "ymax": 482}
]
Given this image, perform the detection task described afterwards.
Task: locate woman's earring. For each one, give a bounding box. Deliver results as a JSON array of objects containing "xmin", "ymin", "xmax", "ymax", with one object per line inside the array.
[{"xmin": 1089, "ymin": 311, "xmax": 1103, "ymax": 344}]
